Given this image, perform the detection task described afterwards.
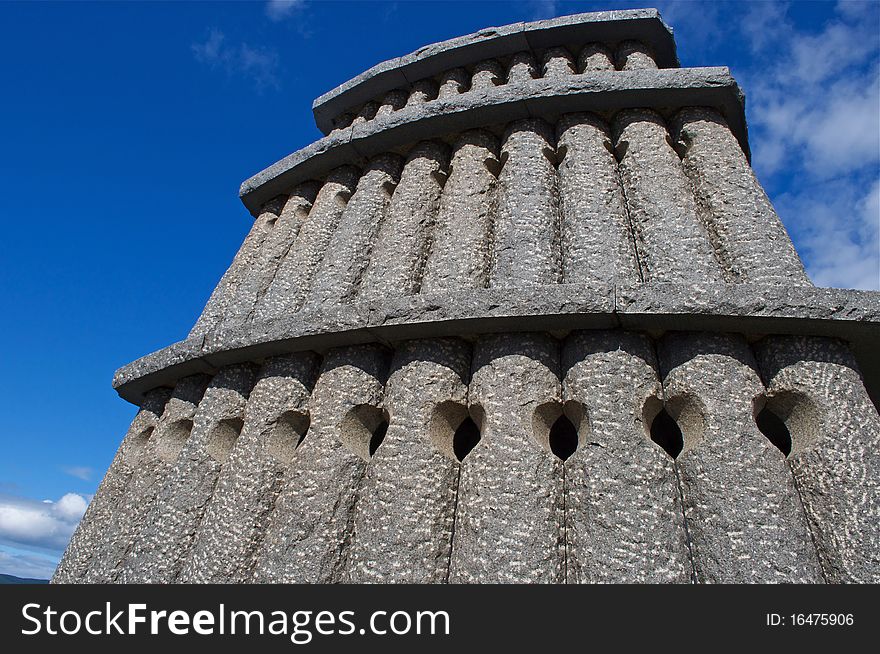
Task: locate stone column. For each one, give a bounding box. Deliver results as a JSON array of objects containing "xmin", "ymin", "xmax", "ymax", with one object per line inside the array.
[
  {"xmin": 671, "ymin": 107, "xmax": 811, "ymax": 285},
  {"xmin": 376, "ymin": 89, "xmax": 408, "ymax": 118},
  {"xmin": 542, "ymin": 47, "xmax": 576, "ymax": 78},
  {"xmin": 506, "ymin": 51, "xmax": 538, "ymax": 84},
  {"xmin": 190, "ymin": 197, "xmax": 286, "ymax": 336},
  {"xmin": 613, "ymin": 109, "xmax": 723, "ymax": 283},
  {"xmin": 358, "ymin": 141, "xmax": 449, "ymax": 299},
  {"xmin": 616, "ymin": 41, "xmax": 657, "ymax": 70},
  {"xmin": 119, "ymin": 363, "xmax": 258, "ymax": 583},
  {"xmin": 449, "ymin": 333, "xmax": 564, "ymax": 583},
  {"xmin": 562, "ymin": 331, "xmax": 691, "ymax": 583},
  {"xmin": 557, "ymin": 112, "xmax": 640, "ymax": 285},
  {"xmin": 252, "ymin": 167, "xmax": 359, "ymax": 321},
  {"xmin": 421, "ymin": 130, "xmax": 499, "ymax": 293},
  {"xmin": 755, "ymin": 336, "xmax": 880, "ymax": 583},
  {"xmin": 220, "ymin": 183, "xmax": 320, "ymax": 329},
  {"xmin": 251, "ymin": 344, "xmax": 389, "ymax": 583},
  {"xmin": 179, "ymin": 353, "xmax": 319, "ymax": 583},
  {"xmin": 438, "ymin": 68, "xmax": 469, "ymax": 99},
  {"xmin": 578, "ymin": 43, "xmax": 614, "ymax": 72},
  {"xmin": 470, "ymin": 60, "xmax": 503, "ymax": 90},
  {"xmin": 306, "ymin": 155, "xmax": 403, "ymax": 308},
  {"xmin": 406, "ymin": 79, "xmax": 439, "ymax": 106},
  {"xmin": 347, "ymin": 338, "xmax": 470, "ymax": 582},
  {"xmin": 658, "ymin": 332, "xmax": 824, "ymax": 583},
  {"xmin": 52, "ymin": 388, "xmax": 171, "ymax": 583},
  {"xmin": 82, "ymin": 374, "xmax": 210, "ymax": 582},
  {"xmin": 492, "ymin": 119, "xmax": 561, "ymax": 286}
]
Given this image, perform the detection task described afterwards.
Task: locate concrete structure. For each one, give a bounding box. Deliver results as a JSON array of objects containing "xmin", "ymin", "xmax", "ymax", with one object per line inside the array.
[{"xmin": 55, "ymin": 9, "xmax": 880, "ymax": 584}]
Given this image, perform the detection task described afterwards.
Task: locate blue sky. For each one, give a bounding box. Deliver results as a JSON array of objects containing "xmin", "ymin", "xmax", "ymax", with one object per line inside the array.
[{"xmin": 0, "ymin": 0, "xmax": 877, "ymax": 579}]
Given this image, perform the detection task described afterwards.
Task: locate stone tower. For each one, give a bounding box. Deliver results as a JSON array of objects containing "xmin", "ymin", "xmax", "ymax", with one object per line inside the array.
[{"xmin": 55, "ymin": 9, "xmax": 880, "ymax": 584}]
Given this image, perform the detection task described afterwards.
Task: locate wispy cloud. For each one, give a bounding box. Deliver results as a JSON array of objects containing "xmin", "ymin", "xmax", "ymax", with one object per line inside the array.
[
  {"xmin": 0, "ymin": 492, "xmax": 89, "ymax": 553},
  {"xmin": 192, "ymin": 28, "xmax": 281, "ymax": 92},
  {"xmin": 525, "ymin": 0, "xmax": 560, "ymax": 21},
  {"xmin": 62, "ymin": 466, "xmax": 93, "ymax": 481},
  {"xmin": 0, "ymin": 548, "xmax": 58, "ymax": 580},
  {"xmin": 738, "ymin": 1, "xmax": 880, "ymax": 289},
  {"xmin": 265, "ymin": 0, "xmax": 305, "ymax": 22}
]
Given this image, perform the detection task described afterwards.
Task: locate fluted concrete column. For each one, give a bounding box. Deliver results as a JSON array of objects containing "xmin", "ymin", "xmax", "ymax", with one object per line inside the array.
[
  {"xmin": 507, "ymin": 51, "xmax": 538, "ymax": 83},
  {"xmin": 376, "ymin": 89, "xmax": 408, "ymax": 118},
  {"xmin": 438, "ymin": 68, "xmax": 469, "ymax": 98},
  {"xmin": 82, "ymin": 375, "xmax": 209, "ymax": 582},
  {"xmin": 755, "ymin": 336, "xmax": 880, "ymax": 583},
  {"xmin": 120, "ymin": 363, "xmax": 258, "ymax": 583},
  {"xmin": 179, "ymin": 353, "xmax": 319, "ymax": 583},
  {"xmin": 252, "ymin": 344, "xmax": 389, "ymax": 583},
  {"xmin": 220, "ymin": 183, "xmax": 320, "ymax": 329},
  {"xmin": 252, "ymin": 167, "xmax": 359, "ymax": 321},
  {"xmin": 616, "ymin": 40, "xmax": 657, "ymax": 70},
  {"xmin": 351, "ymin": 100, "xmax": 379, "ymax": 126},
  {"xmin": 306, "ymin": 155, "xmax": 402, "ymax": 307},
  {"xmin": 672, "ymin": 107, "xmax": 811, "ymax": 285},
  {"xmin": 613, "ymin": 109, "xmax": 723, "ymax": 283},
  {"xmin": 562, "ymin": 332, "xmax": 691, "ymax": 583},
  {"xmin": 406, "ymin": 79, "xmax": 438, "ymax": 106},
  {"xmin": 579, "ymin": 43, "xmax": 614, "ymax": 71},
  {"xmin": 542, "ymin": 47, "xmax": 576, "ymax": 78},
  {"xmin": 470, "ymin": 59, "xmax": 503, "ymax": 89},
  {"xmin": 449, "ymin": 333, "xmax": 564, "ymax": 583},
  {"xmin": 190, "ymin": 197, "xmax": 286, "ymax": 336},
  {"xmin": 52, "ymin": 388, "xmax": 171, "ymax": 583},
  {"xmin": 557, "ymin": 113, "xmax": 640, "ymax": 285},
  {"xmin": 421, "ymin": 130, "xmax": 499, "ymax": 292},
  {"xmin": 658, "ymin": 332, "xmax": 824, "ymax": 583},
  {"xmin": 492, "ymin": 119, "xmax": 561, "ymax": 286},
  {"xmin": 359, "ymin": 142, "xmax": 448, "ymax": 299},
  {"xmin": 348, "ymin": 338, "xmax": 470, "ymax": 582}
]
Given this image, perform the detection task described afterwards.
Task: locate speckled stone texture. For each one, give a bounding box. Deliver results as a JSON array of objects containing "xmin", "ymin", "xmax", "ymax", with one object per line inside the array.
[
  {"xmin": 542, "ymin": 47, "xmax": 576, "ymax": 78},
  {"xmin": 306, "ymin": 155, "xmax": 402, "ymax": 309},
  {"xmin": 120, "ymin": 363, "xmax": 257, "ymax": 583},
  {"xmin": 470, "ymin": 59, "xmax": 503, "ymax": 90},
  {"xmin": 421, "ymin": 130, "xmax": 498, "ymax": 292},
  {"xmin": 557, "ymin": 113, "xmax": 640, "ymax": 285},
  {"xmin": 252, "ymin": 167, "xmax": 358, "ymax": 322},
  {"xmin": 658, "ymin": 332, "xmax": 824, "ymax": 583},
  {"xmin": 82, "ymin": 374, "xmax": 209, "ymax": 583},
  {"xmin": 190, "ymin": 198, "xmax": 285, "ymax": 336},
  {"xmin": 614, "ymin": 109, "xmax": 723, "ymax": 284},
  {"xmin": 252, "ymin": 344, "xmax": 389, "ymax": 582},
  {"xmin": 449, "ymin": 333, "xmax": 564, "ymax": 583},
  {"xmin": 562, "ymin": 331, "xmax": 690, "ymax": 583},
  {"xmin": 221, "ymin": 183, "xmax": 320, "ymax": 328},
  {"xmin": 492, "ymin": 119, "xmax": 561, "ymax": 286},
  {"xmin": 52, "ymin": 388, "xmax": 171, "ymax": 583},
  {"xmin": 672, "ymin": 108, "xmax": 810, "ymax": 286},
  {"xmin": 359, "ymin": 141, "xmax": 448, "ymax": 299},
  {"xmin": 756, "ymin": 336, "xmax": 880, "ymax": 583},
  {"xmin": 616, "ymin": 40, "xmax": 657, "ymax": 70},
  {"xmin": 348, "ymin": 338, "xmax": 470, "ymax": 582},
  {"xmin": 180, "ymin": 353, "xmax": 319, "ymax": 583},
  {"xmin": 578, "ymin": 43, "xmax": 614, "ymax": 71}
]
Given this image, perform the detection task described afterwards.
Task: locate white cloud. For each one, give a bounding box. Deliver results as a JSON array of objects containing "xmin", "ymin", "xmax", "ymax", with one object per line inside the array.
[
  {"xmin": 265, "ymin": 0, "xmax": 305, "ymax": 22},
  {"xmin": 0, "ymin": 548, "xmax": 57, "ymax": 580},
  {"xmin": 192, "ymin": 28, "xmax": 281, "ymax": 91},
  {"xmin": 62, "ymin": 465, "xmax": 93, "ymax": 481},
  {"xmin": 737, "ymin": 1, "xmax": 880, "ymax": 290},
  {"xmin": 0, "ymin": 492, "xmax": 89, "ymax": 553},
  {"xmin": 525, "ymin": 0, "xmax": 560, "ymax": 21}
]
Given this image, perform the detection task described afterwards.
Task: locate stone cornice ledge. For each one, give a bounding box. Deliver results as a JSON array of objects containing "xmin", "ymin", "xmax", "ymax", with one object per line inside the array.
[
  {"xmin": 113, "ymin": 284, "xmax": 880, "ymax": 405},
  {"xmin": 312, "ymin": 9, "xmax": 678, "ymax": 134},
  {"xmin": 241, "ymin": 67, "xmax": 745, "ymax": 216}
]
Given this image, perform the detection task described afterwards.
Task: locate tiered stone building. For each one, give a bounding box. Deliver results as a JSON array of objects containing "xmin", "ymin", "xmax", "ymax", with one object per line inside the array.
[{"xmin": 55, "ymin": 9, "xmax": 880, "ymax": 584}]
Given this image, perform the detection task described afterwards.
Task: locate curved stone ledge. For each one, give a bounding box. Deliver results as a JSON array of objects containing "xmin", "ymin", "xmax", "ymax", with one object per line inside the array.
[
  {"xmin": 114, "ymin": 284, "xmax": 880, "ymax": 405},
  {"xmin": 312, "ymin": 9, "xmax": 678, "ymax": 134},
  {"xmin": 242, "ymin": 67, "xmax": 745, "ymax": 215}
]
